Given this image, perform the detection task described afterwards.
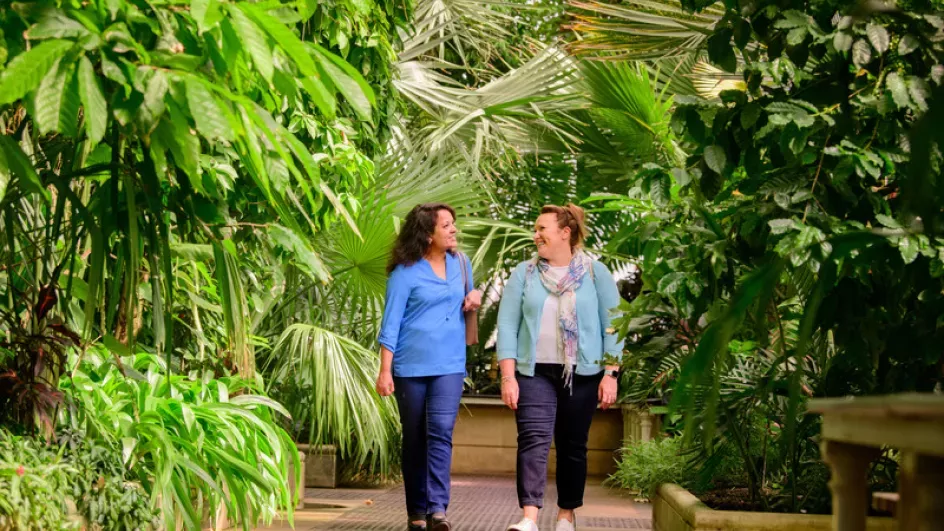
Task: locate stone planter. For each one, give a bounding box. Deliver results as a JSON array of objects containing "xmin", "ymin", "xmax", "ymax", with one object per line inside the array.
[
  {"xmin": 295, "ymin": 443, "xmax": 337, "ymax": 488},
  {"xmin": 653, "ymin": 484, "xmax": 895, "ymax": 531}
]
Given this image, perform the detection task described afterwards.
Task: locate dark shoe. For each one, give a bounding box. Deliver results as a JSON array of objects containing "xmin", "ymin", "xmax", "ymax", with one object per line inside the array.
[
  {"xmin": 428, "ymin": 512, "xmax": 452, "ymax": 531},
  {"xmin": 408, "ymin": 513, "xmax": 428, "ymax": 530}
]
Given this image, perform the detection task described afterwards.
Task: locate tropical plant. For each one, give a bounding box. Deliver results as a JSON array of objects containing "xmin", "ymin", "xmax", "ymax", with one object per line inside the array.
[
  {"xmin": 60, "ymin": 348, "xmax": 299, "ymax": 531},
  {"xmin": 265, "ymin": 324, "xmax": 400, "ymax": 473},
  {"xmin": 0, "ymin": 0, "xmax": 380, "ymax": 430},
  {"xmin": 58, "ymin": 428, "xmax": 158, "ymax": 531},
  {"xmin": 0, "ymin": 429, "xmax": 77, "ymax": 530},
  {"xmin": 2, "ymin": 426, "xmax": 161, "ymax": 531},
  {"xmin": 593, "ymin": 0, "xmax": 944, "ymax": 513},
  {"xmin": 606, "ymin": 436, "xmax": 743, "ymax": 499},
  {"xmin": 606, "ymin": 437, "xmax": 694, "ymax": 499},
  {"xmin": 568, "ymin": 0, "xmax": 721, "ymax": 62},
  {"xmin": 0, "ymin": 0, "xmax": 425, "ymax": 496}
]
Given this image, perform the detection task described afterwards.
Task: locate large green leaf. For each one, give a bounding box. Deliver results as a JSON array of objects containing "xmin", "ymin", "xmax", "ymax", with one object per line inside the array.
[
  {"xmin": 886, "ymin": 73, "xmax": 911, "ymax": 109},
  {"xmin": 135, "ymin": 69, "xmax": 169, "ymax": 133},
  {"xmin": 395, "ymin": 45, "xmax": 580, "ymax": 165},
  {"xmin": 580, "ymin": 61, "xmax": 682, "ymax": 166},
  {"xmin": 307, "ymin": 199, "xmax": 397, "ymax": 339},
  {"xmin": 866, "ymin": 23, "xmax": 889, "ymax": 55},
  {"xmin": 300, "ymin": 76, "xmax": 336, "ymax": 118},
  {"xmin": 226, "ymin": 7, "xmax": 273, "ymax": 81},
  {"xmin": 27, "ymin": 9, "xmax": 92, "ymax": 40},
  {"xmin": 242, "ymin": 4, "xmax": 337, "ymax": 117},
  {"xmin": 166, "ymin": 103, "xmax": 201, "ymax": 182},
  {"xmin": 185, "ymin": 78, "xmax": 234, "ymax": 141},
  {"xmin": 77, "ymin": 56, "xmax": 108, "ymax": 146},
  {"xmin": 34, "ymin": 59, "xmax": 81, "ymax": 137},
  {"xmin": 0, "ymin": 136, "xmax": 46, "ymax": 200},
  {"xmin": 268, "ymin": 224, "xmax": 331, "ymax": 283},
  {"xmin": 703, "ymin": 145, "xmax": 726, "ymax": 174},
  {"xmin": 0, "ymin": 39, "xmax": 73, "ymax": 106},
  {"xmin": 311, "ymin": 43, "xmax": 375, "ymax": 122},
  {"xmin": 191, "ymin": 0, "xmax": 223, "ymax": 33}
]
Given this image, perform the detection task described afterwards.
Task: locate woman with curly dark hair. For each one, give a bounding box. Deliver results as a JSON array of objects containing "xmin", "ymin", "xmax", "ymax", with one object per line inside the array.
[{"xmin": 377, "ymin": 203, "xmax": 482, "ymax": 531}]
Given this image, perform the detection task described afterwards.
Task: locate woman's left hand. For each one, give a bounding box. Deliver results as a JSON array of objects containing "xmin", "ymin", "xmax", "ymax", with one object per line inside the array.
[
  {"xmin": 598, "ymin": 374, "xmax": 618, "ymax": 410},
  {"xmin": 463, "ymin": 289, "xmax": 482, "ymax": 312}
]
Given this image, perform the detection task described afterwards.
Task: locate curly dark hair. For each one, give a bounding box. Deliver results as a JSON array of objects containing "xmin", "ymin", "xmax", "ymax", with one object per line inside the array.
[{"xmin": 387, "ymin": 203, "xmax": 457, "ymax": 274}]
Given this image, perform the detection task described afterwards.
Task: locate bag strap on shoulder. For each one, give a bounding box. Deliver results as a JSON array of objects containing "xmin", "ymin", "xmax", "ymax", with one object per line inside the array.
[{"xmin": 459, "ymin": 252, "xmax": 471, "ymax": 294}]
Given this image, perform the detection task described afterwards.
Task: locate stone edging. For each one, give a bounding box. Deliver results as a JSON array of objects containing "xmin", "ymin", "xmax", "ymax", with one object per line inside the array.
[{"xmin": 654, "ymin": 484, "xmax": 896, "ymax": 531}]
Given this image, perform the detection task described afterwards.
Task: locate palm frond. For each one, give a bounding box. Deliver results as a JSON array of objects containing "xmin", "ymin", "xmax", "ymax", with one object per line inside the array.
[
  {"xmin": 312, "ymin": 199, "xmax": 399, "ymax": 342},
  {"xmin": 265, "ymin": 324, "xmax": 401, "ymax": 474},
  {"xmin": 410, "ymin": 0, "xmax": 515, "ymax": 64},
  {"xmin": 577, "ymin": 61, "xmax": 685, "ymax": 169},
  {"xmin": 566, "ymin": 0, "xmax": 723, "ymax": 61},
  {"xmin": 460, "ymin": 218, "xmax": 537, "ymax": 275},
  {"xmin": 376, "ymin": 140, "xmax": 489, "ymax": 219},
  {"xmin": 565, "ymin": 1, "xmax": 749, "ymax": 102},
  {"xmin": 689, "ymin": 59, "xmax": 747, "ymax": 100},
  {"xmin": 395, "ymin": 44, "xmax": 583, "ymax": 166}
]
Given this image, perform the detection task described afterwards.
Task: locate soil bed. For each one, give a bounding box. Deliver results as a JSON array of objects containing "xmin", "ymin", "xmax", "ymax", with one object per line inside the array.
[{"xmin": 699, "ymin": 487, "xmax": 765, "ymax": 512}]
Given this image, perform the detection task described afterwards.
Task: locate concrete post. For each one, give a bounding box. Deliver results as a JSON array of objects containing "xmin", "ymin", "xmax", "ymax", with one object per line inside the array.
[
  {"xmin": 639, "ymin": 411, "xmax": 653, "ymax": 443},
  {"xmin": 898, "ymin": 451, "xmax": 944, "ymax": 531},
  {"xmin": 821, "ymin": 441, "xmax": 879, "ymax": 531}
]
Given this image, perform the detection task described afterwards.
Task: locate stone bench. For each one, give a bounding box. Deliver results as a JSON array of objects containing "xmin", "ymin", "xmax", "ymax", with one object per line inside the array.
[{"xmin": 810, "ymin": 393, "xmax": 944, "ymax": 531}]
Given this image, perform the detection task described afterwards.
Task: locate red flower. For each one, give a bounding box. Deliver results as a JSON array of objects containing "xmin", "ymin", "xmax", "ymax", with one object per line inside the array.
[{"xmin": 15, "ymin": 465, "xmax": 25, "ymax": 477}]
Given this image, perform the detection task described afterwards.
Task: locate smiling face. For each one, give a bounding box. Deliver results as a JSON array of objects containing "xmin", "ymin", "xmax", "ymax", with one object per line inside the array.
[
  {"xmin": 428, "ymin": 209, "xmax": 458, "ymax": 253},
  {"xmin": 534, "ymin": 213, "xmax": 571, "ymax": 260}
]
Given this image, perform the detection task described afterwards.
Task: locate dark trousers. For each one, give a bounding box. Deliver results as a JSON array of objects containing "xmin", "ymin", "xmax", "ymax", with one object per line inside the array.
[
  {"xmin": 515, "ymin": 364, "xmax": 602, "ymax": 510},
  {"xmin": 394, "ymin": 373, "xmax": 464, "ymax": 516}
]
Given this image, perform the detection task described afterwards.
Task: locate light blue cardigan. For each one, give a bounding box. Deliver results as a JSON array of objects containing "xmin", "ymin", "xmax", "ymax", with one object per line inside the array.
[{"xmin": 496, "ymin": 259, "xmax": 622, "ymax": 376}]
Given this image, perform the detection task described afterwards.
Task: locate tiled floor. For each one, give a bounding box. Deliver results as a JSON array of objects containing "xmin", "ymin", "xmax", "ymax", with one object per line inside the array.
[{"xmin": 258, "ymin": 475, "xmax": 651, "ymax": 531}]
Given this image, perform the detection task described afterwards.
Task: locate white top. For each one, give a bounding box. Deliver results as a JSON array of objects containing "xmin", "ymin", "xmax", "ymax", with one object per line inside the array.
[{"xmin": 535, "ymin": 266, "xmax": 568, "ymax": 364}]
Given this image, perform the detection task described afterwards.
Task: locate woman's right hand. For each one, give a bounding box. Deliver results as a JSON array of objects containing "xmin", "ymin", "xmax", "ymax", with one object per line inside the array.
[
  {"xmin": 376, "ymin": 370, "xmax": 395, "ymax": 397},
  {"xmin": 501, "ymin": 376, "xmax": 519, "ymax": 410}
]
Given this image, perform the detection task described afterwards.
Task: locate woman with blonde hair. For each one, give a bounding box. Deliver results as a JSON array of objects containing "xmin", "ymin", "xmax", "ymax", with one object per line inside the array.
[{"xmin": 496, "ymin": 204, "xmax": 621, "ymax": 531}]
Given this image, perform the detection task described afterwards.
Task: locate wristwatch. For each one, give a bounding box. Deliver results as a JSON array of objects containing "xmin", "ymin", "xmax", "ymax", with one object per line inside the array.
[{"xmin": 604, "ymin": 368, "xmax": 620, "ymax": 379}]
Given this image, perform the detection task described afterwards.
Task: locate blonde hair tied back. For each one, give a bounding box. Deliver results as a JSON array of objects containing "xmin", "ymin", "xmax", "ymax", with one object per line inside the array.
[{"xmin": 540, "ymin": 203, "xmax": 587, "ymax": 249}]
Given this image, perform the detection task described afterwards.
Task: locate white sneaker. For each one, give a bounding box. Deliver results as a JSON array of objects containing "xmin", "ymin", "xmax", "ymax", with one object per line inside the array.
[
  {"xmin": 554, "ymin": 517, "xmax": 576, "ymax": 531},
  {"xmin": 506, "ymin": 517, "xmax": 539, "ymax": 531}
]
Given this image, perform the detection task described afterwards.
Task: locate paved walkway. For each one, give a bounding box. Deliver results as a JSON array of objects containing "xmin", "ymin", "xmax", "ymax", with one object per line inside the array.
[{"xmin": 258, "ymin": 475, "xmax": 651, "ymax": 531}]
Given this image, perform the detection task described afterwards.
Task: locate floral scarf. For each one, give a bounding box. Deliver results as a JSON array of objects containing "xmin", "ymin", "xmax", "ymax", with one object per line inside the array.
[{"xmin": 526, "ymin": 249, "xmax": 594, "ymax": 390}]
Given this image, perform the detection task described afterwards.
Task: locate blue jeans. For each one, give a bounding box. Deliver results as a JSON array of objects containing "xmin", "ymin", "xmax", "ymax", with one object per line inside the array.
[
  {"xmin": 394, "ymin": 373, "xmax": 464, "ymax": 516},
  {"xmin": 515, "ymin": 364, "xmax": 602, "ymax": 510}
]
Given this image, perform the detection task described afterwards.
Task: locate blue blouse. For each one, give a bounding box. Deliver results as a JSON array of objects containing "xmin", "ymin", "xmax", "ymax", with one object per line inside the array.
[{"xmin": 378, "ymin": 253, "xmax": 472, "ymax": 377}]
